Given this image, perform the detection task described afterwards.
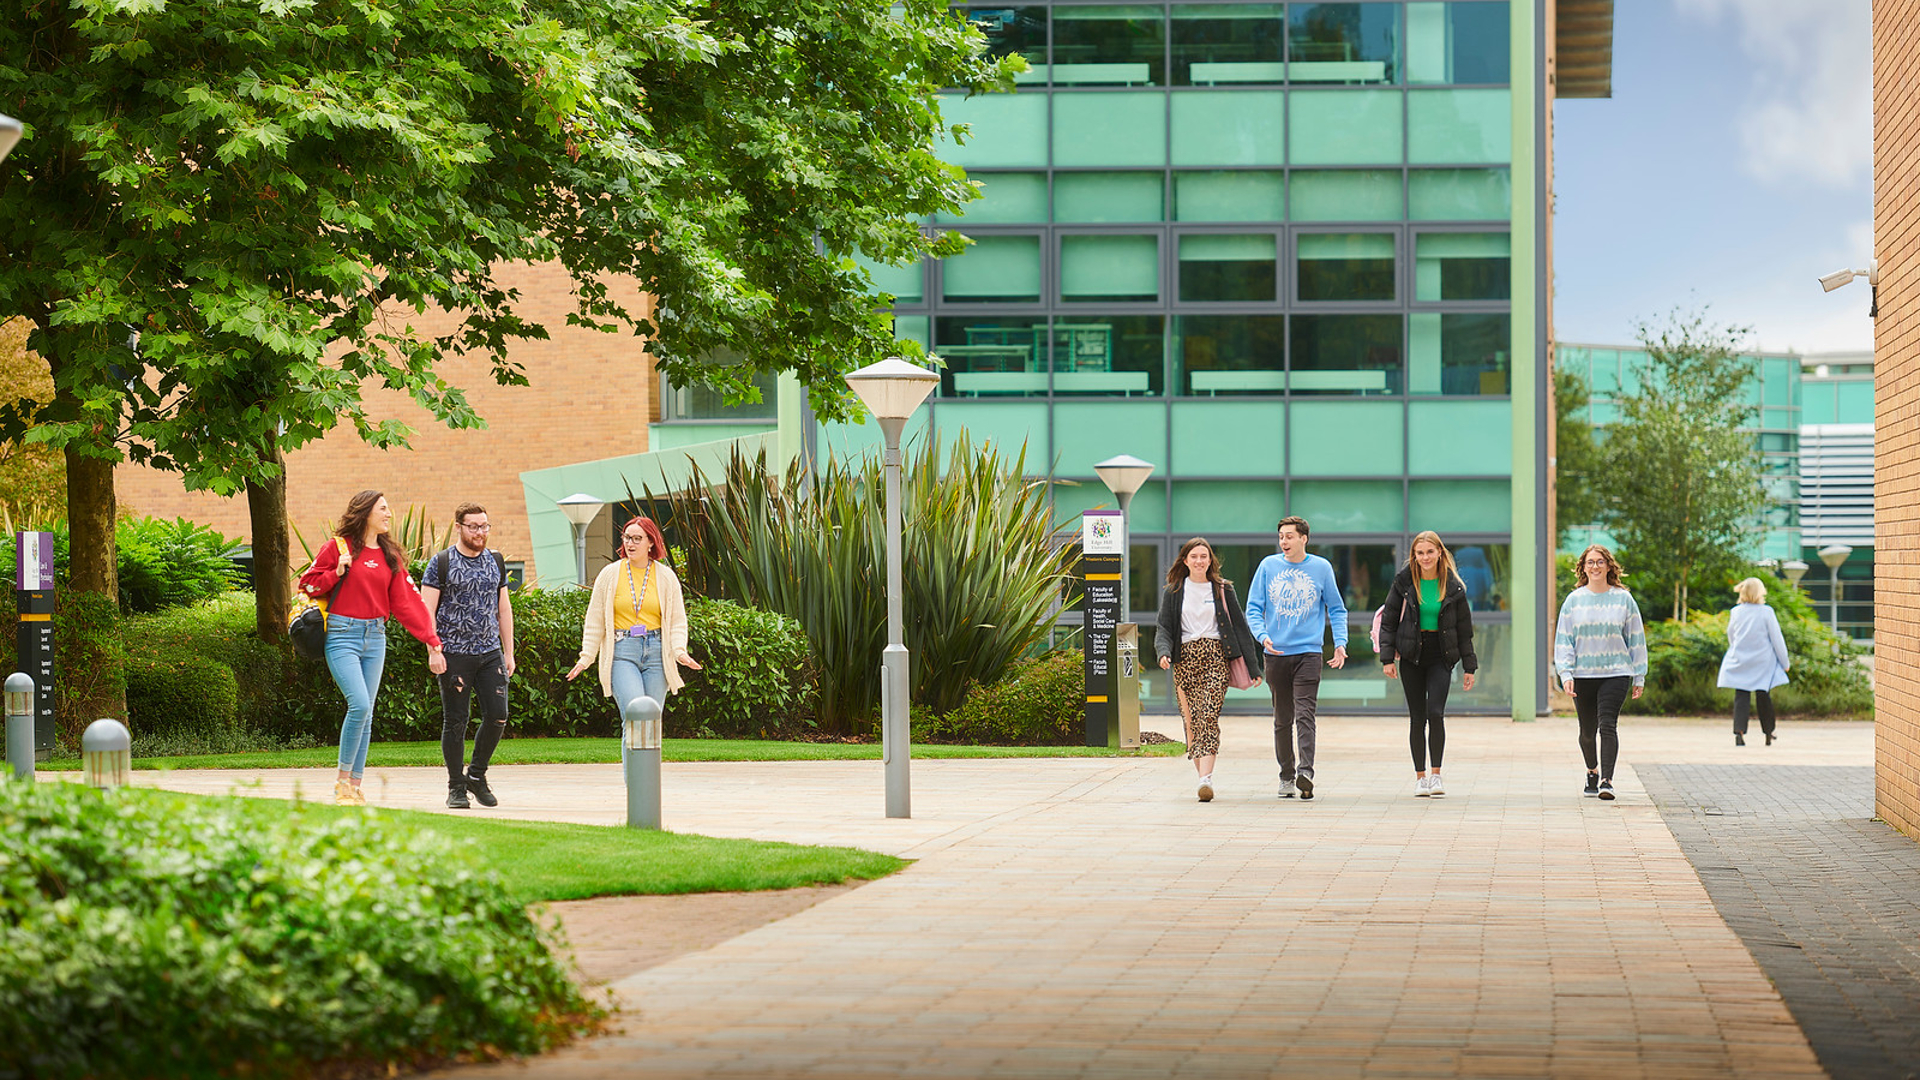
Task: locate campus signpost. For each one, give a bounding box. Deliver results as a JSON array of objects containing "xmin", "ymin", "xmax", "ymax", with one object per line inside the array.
[
  {"xmin": 15, "ymin": 531, "xmax": 55, "ymax": 757},
  {"xmin": 1081, "ymin": 510, "xmax": 1123, "ymax": 747}
]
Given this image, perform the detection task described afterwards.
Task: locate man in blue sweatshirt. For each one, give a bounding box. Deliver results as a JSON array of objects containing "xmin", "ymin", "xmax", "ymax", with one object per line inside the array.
[{"xmin": 1244, "ymin": 516, "xmax": 1347, "ymax": 800}]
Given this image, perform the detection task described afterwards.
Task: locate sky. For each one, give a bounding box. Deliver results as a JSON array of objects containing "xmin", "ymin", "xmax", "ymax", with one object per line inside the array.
[{"xmin": 1551, "ymin": 0, "xmax": 1874, "ymax": 355}]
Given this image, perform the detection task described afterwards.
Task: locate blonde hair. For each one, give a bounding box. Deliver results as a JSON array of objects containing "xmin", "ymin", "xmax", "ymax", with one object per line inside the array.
[
  {"xmin": 1406, "ymin": 530, "xmax": 1459, "ymax": 587},
  {"xmin": 1575, "ymin": 544, "xmax": 1622, "ymax": 588},
  {"xmin": 1735, "ymin": 577, "xmax": 1767, "ymax": 604}
]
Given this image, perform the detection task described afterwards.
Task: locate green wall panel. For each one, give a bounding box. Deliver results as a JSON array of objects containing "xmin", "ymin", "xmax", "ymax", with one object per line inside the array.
[
  {"xmin": 1837, "ymin": 380, "xmax": 1874, "ymax": 423},
  {"xmin": 1171, "ymin": 401, "xmax": 1285, "ymax": 476},
  {"xmin": 1173, "ymin": 480, "xmax": 1286, "ymax": 534},
  {"xmin": 1289, "ymin": 89, "xmax": 1403, "ymax": 165},
  {"xmin": 1407, "ymin": 400, "xmax": 1511, "ymax": 476},
  {"xmin": 938, "ymin": 93, "xmax": 1049, "ymax": 167},
  {"xmin": 815, "ymin": 411, "xmax": 933, "ymax": 465},
  {"xmin": 1407, "ymin": 88, "xmax": 1512, "ymax": 164},
  {"xmin": 1289, "ymin": 401, "xmax": 1404, "ymax": 476},
  {"xmin": 1408, "ymin": 479, "xmax": 1511, "ymax": 533},
  {"xmin": 1053, "ymin": 477, "xmax": 1165, "ymax": 531},
  {"xmin": 1290, "ymin": 480, "xmax": 1404, "ymax": 532},
  {"xmin": 1054, "ymin": 92, "xmax": 1167, "ymax": 167},
  {"xmin": 1052, "ymin": 401, "xmax": 1168, "ymax": 477},
  {"xmin": 930, "ymin": 402, "xmax": 1050, "ymax": 472},
  {"xmin": 1171, "ymin": 90, "xmax": 1285, "ymax": 165}
]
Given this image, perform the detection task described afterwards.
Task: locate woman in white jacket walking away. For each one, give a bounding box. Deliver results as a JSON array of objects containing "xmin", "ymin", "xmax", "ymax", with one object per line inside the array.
[{"xmin": 1717, "ymin": 577, "xmax": 1790, "ymax": 746}]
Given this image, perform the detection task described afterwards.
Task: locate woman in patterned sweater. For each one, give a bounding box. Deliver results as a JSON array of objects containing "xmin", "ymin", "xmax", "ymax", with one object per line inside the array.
[{"xmin": 1552, "ymin": 544, "xmax": 1647, "ymax": 802}]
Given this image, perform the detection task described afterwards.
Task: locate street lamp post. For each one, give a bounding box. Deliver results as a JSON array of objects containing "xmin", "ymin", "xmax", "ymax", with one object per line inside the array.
[
  {"xmin": 844, "ymin": 357, "xmax": 940, "ymax": 820},
  {"xmin": 1818, "ymin": 545, "xmax": 1853, "ymax": 634},
  {"xmin": 1093, "ymin": 455, "xmax": 1155, "ymax": 618},
  {"xmin": 0, "ymin": 114, "xmax": 21, "ymax": 164},
  {"xmin": 556, "ymin": 493, "xmax": 604, "ymax": 587},
  {"xmin": 1781, "ymin": 559, "xmax": 1809, "ymax": 590}
]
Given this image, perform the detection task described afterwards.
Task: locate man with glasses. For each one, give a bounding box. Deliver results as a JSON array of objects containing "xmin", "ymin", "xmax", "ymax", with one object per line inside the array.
[{"xmin": 421, "ymin": 502, "xmax": 516, "ymax": 809}]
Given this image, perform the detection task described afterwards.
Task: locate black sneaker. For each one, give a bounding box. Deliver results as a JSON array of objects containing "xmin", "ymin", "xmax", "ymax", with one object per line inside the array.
[
  {"xmin": 466, "ymin": 772, "xmax": 498, "ymax": 808},
  {"xmin": 1584, "ymin": 772, "xmax": 1600, "ymax": 798},
  {"xmin": 1296, "ymin": 775, "xmax": 1315, "ymax": 801},
  {"xmin": 1597, "ymin": 779, "xmax": 1615, "ymax": 801},
  {"xmin": 446, "ymin": 784, "xmax": 472, "ymax": 810}
]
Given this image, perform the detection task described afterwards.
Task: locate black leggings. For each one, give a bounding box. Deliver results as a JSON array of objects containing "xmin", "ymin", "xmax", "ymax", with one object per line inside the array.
[
  {"xmin": 1401, "ymin": 635, "xmax": 1451, "ymax": 771},
  {"xmin": 1733, "ymin": 689, "xmax": 1776, "ymax": 735},
  {"xmin": 1573, "ymin": 676, "xmax": 1632, "ymax": 780},
  {"xmin": 440, "ymin": 650, "xmax": 510, "ymax": 785}
]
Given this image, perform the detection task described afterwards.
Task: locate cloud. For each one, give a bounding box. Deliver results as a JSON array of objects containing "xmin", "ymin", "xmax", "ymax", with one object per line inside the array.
[{"xmin": 1672, "ymin": 0, "xmax": 1871, "ymax": 189}]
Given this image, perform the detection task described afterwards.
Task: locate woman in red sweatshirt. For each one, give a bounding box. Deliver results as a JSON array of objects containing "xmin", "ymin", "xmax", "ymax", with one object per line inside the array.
[{"xmin": 299, "ymin": 490, "xmax": 444, "ymax": 805}]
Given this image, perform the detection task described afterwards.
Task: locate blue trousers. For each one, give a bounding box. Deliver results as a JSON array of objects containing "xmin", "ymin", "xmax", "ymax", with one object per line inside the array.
[
  {"xmin": 325, "ymin": 614, "xmax": 388, "ymax": 778},
  {"xmin": 610, "ymin": 634, "xmax": 668, "ymax": 715}
]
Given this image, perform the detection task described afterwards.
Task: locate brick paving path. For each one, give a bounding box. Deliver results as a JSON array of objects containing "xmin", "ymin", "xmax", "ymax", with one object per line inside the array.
[{"xmin": 1641, "ymin": 764, "xmax": 1920, "ymax": 1080}]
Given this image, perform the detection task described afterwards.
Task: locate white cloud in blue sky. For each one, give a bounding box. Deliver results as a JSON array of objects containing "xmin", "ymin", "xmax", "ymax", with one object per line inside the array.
[{"xmin": 1552, "ymin": 0, "xmax": 1873, "ymax": 354}]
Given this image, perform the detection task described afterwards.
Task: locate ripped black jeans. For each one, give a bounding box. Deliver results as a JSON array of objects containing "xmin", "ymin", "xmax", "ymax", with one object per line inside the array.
[{"xmin": 439, "ymin": 649, "xmax": 509, "ymax": 786}]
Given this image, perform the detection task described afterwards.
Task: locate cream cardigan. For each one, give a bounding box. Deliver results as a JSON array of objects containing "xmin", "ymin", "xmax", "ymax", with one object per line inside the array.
[{"xmin": 575, "ymin": 558, "xmax": 691, "ymax": 698}]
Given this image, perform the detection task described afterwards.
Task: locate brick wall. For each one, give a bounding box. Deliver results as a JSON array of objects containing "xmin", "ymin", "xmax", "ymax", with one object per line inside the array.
[
  {"xmin": 114, "ymin": 260, "xmax": 653, "ymax": 584},
  {"xmin": 1874, "ymin": 0, "xmax": 1920, "ymax": 837}
]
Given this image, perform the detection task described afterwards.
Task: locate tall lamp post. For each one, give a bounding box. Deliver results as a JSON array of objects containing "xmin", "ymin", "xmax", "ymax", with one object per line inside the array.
[
  {"xmin": 1818, "ymin": 545, "xmax": 1853, "ymax": 634},
  {"xmin": 556, "ymin": 493, "xmax": 604, "ymax": 587},
  {"xmin": 0, "ymin": 114, "xmax": 21, "ymax": 163},
  {"xmin": 844, "ymin": 357, "xmax": 939, "ymax": 820},
  {"xmin": 1094, "ymin": 455, "xmax": 1155, "ymax": 618}
]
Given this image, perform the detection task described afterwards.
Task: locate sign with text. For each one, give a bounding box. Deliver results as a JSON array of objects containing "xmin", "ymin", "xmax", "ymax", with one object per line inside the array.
[
  {"xmin": 1081, "ymin": 511, "xmax": 1124, "ymax": 746},
  {"xmin": 15, "ymin": 531, "xmax": 55, "ymax": 754}
]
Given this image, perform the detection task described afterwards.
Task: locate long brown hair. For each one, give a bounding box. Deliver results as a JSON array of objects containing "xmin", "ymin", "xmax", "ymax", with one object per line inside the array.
[
  {"xmin": 334, "ymin": 490, "xmax": 405, "ymax": 570},
  {"xmin": 1165, "ymin": 537, "xmax": 1228, "ymax": 589},
  {"xmin": 1575, "ymin": 543, "xmax": 1623, "ymax": 588},
  {"xmin": 1405, "ymin": 530, "xmax": 1459, "ymax": 587}
]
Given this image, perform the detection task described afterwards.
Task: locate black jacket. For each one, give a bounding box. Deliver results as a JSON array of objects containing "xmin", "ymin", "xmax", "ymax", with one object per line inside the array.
[
  {"xmin": 1154, "ymin": 579, "xmax": 1264, "ymax": 677},
  {"xmin": 1377, "ymin": 567, "xmax": 1478, "ymax": 673}
]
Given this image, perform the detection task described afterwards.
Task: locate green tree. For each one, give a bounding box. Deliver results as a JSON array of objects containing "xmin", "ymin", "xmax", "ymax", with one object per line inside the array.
[
  {"xmin": 1598, "ymin": 310, "xmax": 1767, "ymax": 620},
  {"xmin": 1552, "ymin": 364, "xmax": 1600, "ymax": 547},
  {"xmin": 0, "ymin": 0, "xmax": 1012, "ymax": 659}
]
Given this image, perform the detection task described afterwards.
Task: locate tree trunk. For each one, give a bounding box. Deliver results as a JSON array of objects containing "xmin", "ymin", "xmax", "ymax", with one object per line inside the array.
[
  {"xmin": 63, "ymin": 441, "xmax": 128, "ymax": 722},
  {"xmin": 248, "ymin": 440, "xmax": 293, "ymax": 642}
]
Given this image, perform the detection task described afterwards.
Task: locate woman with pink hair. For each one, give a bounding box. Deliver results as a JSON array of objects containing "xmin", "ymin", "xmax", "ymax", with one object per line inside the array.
[{"xmin": 566, "ymin": 515, "xmax": 702, "ymax": 711}]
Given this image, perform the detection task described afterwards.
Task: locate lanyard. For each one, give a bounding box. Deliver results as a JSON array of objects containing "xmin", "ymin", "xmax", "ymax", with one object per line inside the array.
[{"xmin": 625, "ymin": 559, "xmax": 652, "ymax": 624}]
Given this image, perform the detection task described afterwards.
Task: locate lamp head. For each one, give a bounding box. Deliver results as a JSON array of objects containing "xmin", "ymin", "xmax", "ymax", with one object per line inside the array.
[
  {"xmin": 0, "ymin": 113, "xmax": 20, "ymax": 163},
  {"xmin": 556, "ymin": 493, "xmax": 604, "ymax": 527},
  {"xmin": 1781, "ymin": 559, "xmax": 1809, "ymax": 586},
  {"xmin": 1817, "ymin": 544, "xmax": 1852, "ymax": 570},
  {"xmin": 844, "ymin": 357, "xmax": 940, "ymax": 421},
  {"xmin": 1093, "ymin": 454, "xmax": 1156, "ymax": 498}
]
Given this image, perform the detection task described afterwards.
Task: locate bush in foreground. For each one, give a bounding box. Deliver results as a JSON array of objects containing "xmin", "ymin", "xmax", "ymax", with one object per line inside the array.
[{"xmin": 0, "ymin": 783, "xmax": 597, "ymax": 1080}]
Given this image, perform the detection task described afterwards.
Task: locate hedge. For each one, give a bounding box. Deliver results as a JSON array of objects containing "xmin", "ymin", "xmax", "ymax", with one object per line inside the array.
[{"xmin": 913, "ymin": 649, "xmax": 1083, "ymax": 745}]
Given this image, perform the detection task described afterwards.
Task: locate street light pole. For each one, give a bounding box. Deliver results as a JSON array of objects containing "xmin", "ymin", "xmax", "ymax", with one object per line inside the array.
[
  {"xmin": 556, "ymin": 493, "xmax": 605, "ymax": 588},
  {"xmin": 1818, "ymin": 545, "xmax": 1853, "ymax": 634},
  {"xmin": 844, "ymin": 358, "xmax": 940, "ymax": 820},
  {"xmin": 1093, "ymin": 455, "xmax": 1156, "ymax": 619}
]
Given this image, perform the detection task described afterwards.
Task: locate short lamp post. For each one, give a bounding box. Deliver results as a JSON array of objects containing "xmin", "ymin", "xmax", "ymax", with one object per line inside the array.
[
  {"xmin": 0, "ymin": 114, "xmax": 21, "ymax": 164},
  {"xmin": 6, "ymin": 673, "xmax": 34, "ymax": 781},
  {"xmin": 1819, "ymin": 545, "xmax": 1853, "ymax": 633},
  {"xmin": 622, "ymin": 695, "xmax": 663, "ymax": 830},
  {"xmin": 81, "ymin": 718, "xmax": 131, "ymax": 790},
  {"xmin": 843, "ymin": 357, "xmax": 940, "ymax": 820},
  {"xmin": 1094, "ymin": 455, "xmax": 1155, "ymax": 618},
  {"xmin": 556, "ymin": 493, "xmax": 604, "ymax": 588}
]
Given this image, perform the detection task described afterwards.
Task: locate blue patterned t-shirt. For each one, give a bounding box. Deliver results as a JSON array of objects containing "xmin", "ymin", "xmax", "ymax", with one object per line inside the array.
[{"xmin": 422, "ymin": 547, "xmax": 505, "ymax": 655}]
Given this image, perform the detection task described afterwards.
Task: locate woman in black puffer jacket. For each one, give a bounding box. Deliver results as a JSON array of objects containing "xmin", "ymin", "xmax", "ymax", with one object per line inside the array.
[{"xmin": 1377, "ymin": 530, "xmax": 1478, "ymax": 797}]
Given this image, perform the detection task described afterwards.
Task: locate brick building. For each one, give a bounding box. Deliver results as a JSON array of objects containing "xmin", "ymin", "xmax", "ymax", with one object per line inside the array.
[{"xmin": 1873, "ymin": 0, "xmax": 1918, "ymax": 838}]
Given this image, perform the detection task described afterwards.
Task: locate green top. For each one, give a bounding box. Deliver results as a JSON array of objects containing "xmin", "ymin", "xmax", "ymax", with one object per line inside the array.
[{"xmin": 1417, "ymin": 577, "xmax": 1441, "ymax": 631}]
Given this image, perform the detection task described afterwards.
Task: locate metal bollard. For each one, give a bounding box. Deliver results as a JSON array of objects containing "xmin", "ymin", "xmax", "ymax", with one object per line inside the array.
[
  {"xmin": 81, "ymin": 718, "xmax": 132, "ymax": 789},
  {"xmin": 622, "ymin": 696, "xmax": 663, "ymax": 830},
  {"xmin": 5, "ymin": 672, "xmax": 33, "ymax": 781}
]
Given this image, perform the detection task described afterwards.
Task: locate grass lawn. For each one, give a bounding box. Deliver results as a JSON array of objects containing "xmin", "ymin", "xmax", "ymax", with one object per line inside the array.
[
  {"xmin": 149, "ymin": 789, "xmax": 906, "ymax": 905},
  {"xmin": 41, "ymin": 736, "xmax": 1185, "ymax": 771}
]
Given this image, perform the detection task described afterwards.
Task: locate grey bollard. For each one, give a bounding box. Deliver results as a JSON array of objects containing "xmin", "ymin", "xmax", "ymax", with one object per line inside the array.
[
  {"xmin": 5, "ymin": 673, "xmax": 33, "ymax": 781},
  {"xmin": 622, "ymin": 696, "xmax": 663, "ymax": 830},
  {"xmin": 81, "ymin": 718, "xmax": 132, "ymax": 789}
]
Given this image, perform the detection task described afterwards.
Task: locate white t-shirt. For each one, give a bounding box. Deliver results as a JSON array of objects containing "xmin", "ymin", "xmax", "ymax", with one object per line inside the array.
[{"xmin": 1181, "ymin": 582, "xmax": 1222, "ymax": 643}]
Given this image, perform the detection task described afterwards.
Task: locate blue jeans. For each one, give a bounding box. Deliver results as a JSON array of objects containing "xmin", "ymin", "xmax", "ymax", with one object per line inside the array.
[
  {"xmin": 325, "ymin": 614, "xmax": 388, "ymax": 778},
  {"xmin": 610, "ymin": 634, "xmax": 668, "ymax": 716}
]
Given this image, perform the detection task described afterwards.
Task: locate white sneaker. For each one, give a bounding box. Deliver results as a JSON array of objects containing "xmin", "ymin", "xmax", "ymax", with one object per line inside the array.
[
  {"xmin": 1277, "ymin": 779, "xmax": 1298, "ymax": 799},
  {"xmin": 1197, "ymin": 777, "xmax": 1214, "ymax": 803},
  {"xmin": 1428, "ymin": 773, "xmax": 1445, "ymax": 797},
  {"xmin": 1414, "ymin": 774, "xmax": 1432, "ymax": 797}
]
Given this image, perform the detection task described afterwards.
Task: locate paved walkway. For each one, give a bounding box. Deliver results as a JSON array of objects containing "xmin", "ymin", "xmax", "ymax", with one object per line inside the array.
[{"xmin": 138, "ymin": 715, "xmax": 1894, "ymax": 1078}]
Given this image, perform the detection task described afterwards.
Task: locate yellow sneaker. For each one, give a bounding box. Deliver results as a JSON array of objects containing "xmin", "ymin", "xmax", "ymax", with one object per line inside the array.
[{"xmin": 334, "ymin": 780, "xmax": 356, "ymax": 806}]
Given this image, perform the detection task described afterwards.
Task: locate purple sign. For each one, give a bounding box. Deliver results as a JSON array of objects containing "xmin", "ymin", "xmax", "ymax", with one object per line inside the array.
[{"xmin": 15, "ymin": 531, "xmax": 54, "ymax": 590}]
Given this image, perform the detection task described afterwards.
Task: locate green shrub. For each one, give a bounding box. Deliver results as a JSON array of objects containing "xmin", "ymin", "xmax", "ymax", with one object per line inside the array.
[
  {"xmin": 125, "ymin": 647, "xmax": 241, "ymax": 745},
  {"xmin": 675, "ymin": 599, "xmax": 816, "ymax": 738},
  {"xmin": 0, "ymin": 783, "xmax": 596, "ymax": 1080},
  {"xmin": 0, "ymin": 517, "xmax": 243, "ymax": 614},
  {"xmin": 51, "ymin": 591, "xmax": 126, "ymax": 746},
  {"xmin": 913, "ymin": 649, "xmax": 1082, "ymax": 745},
  {"xmin": 1627, "ymin": 605, "xmax": 1871, "ymax": 717}
]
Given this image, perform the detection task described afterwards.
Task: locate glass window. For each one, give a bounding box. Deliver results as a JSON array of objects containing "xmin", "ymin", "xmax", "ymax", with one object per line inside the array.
[
  {"xmin": 1179, "ymin": 234, "xmax": 1278, "ymax": 302},
  {"xmin": 1408, "ymin": 89, "xmax": 1512, "ymax": 163},
  {"xmin": 1209, "ymin": 543, "xmax": 1282, "ymax": 589},
  {"xmin": 1129, "ymin": 541, "xmax": 1162, "ymax": 614},
  {"xmin": 1054, "ymin": 172, "xmax": 1165, "ymax": 222},
  {"xmin": 1290, "ymin": 169, "xmax": 1404, "ymax": 221},
  {"xmin": 664, "ymin": 349, "xmax": 779, "ymax": 420},
  {"xmin": 1172, "ymin": 90, "xmax": 1286, "ymax": 165},
  {"xmin": 957, "ymin": 5, "xmax": 1050, "ymax": 81},
  {"xmin": 1175, "ymin": 314, "xmax": 1286, "ymax": 394},
  {"xmin": 1052, "ymin": 315, "xmax": 1165, "ymax": 395},
  {"xmin": 1054, "ymin": 91, "xmax": 1168, "ymax": 166},
  {"xmin": 1290, "ymin": 314, "xmax": 1402, "ymax": 394},
  {"xmin": 1406, "ymin": 2, "xmax": 1510, "ymax": 84},
  {"xmin": 942, "ymin": 234, "xmax": 1042, "ymax": 303},
  {"xmin": 1408, "ymin": 168, "xmax": 1510, "ymax": 219},
  {"xmin": 1172, "ymin": 4, "xmax": 1286, "ymax": 85},
  {"xmin": 938, "ymin": 92, "xmax": 1049, "ymax": 167},
  {"xmin": 1408, "ymin": 484, "xmax": 1511, "ymax": 545},
  {"xmin": 1174, "ymin": 170, "xmax": 1287, "ymax": 221},
  {"xmin": 1413, "ymin": 232, "xmax": 1510, "ymax": 299},
  {"xmin": 1061, "ymin": 235, "xmax": 1160, "ymax": 303},
  {"xmin": 935, "ymin": 316, "xmax": 1049, "ymax": 396},
  {"xmin": 1297, "ymin": 233, "xmax": 1396, "ymax": 301},
  {"xmin": 1448, "ymin": 539, "xmax": 1511, "ymax": 611},
  {"xmin": 1051, "ymin": 4, "xmax": 1165, "ymax": 86},
  {"xmin": 1288, "ymin": 3, "xmax": 1401, "ymax": 83},
  {"xmin": 1409, "ymin": 312, "xmax": 1510, "ymax": 394},
  {"xmin": 854, "ymin": 252, "xmax": 924, "ymax": 305},
  {"xmin": 1289, "ymin": 89, "xmax": 1404, "ymax": 164},
  {"xmin": 936, "ymin": 172, "xmax": 1049, "ymax": 223},
  {"xmin": 1300, "ymin": 539, "xmax": 1403, "ymax": 608},
  {"xmin": 894, "ymin": 314, "xmax": 930, "ymax": 352}
]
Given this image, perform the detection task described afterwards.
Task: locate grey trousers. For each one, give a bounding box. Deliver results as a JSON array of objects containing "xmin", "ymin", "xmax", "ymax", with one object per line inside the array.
[{"xmin": 1267, "ymin": 651, "xmax": 1324, "ymax": 782}]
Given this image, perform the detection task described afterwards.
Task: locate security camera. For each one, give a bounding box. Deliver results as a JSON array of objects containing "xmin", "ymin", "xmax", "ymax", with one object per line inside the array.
[{"xmin": 1819, "ymin": 259, "xmax": 1880, "ymax": 293}]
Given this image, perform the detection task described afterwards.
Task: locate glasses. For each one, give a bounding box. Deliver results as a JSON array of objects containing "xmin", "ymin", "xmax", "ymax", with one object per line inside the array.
[
  {"xmin": 460, "ymin": 523, "xmax": 491, "ymax": 532},
  {"xmin": 623, "ymin": 534, "xmax": 649, "ymax": 544}
]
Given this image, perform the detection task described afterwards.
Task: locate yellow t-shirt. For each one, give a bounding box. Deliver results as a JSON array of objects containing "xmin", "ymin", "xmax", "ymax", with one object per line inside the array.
[{"xmin": 611, "ymin": 561, "xmax": 664, "ymax": 632}]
